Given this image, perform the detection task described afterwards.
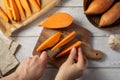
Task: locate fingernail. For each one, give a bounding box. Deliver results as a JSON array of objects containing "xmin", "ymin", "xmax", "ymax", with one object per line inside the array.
[{"xmin": 71, "ymin": 47, "xmax": 76, "ymax": 52}]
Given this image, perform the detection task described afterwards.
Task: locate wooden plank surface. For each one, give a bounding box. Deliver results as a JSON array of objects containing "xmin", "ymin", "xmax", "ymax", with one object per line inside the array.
[{"xmin": 0, "ymin": 0, "xmax": 120, "ymax": 80}]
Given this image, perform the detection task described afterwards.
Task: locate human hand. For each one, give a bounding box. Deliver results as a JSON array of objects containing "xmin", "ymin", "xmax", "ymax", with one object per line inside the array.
[
  {"xmin": 55, "ymin": 48, "xmax": 87, "ymax": 80},
  {"xmin": 14, "ymin": 51, "xmax": 48, "ymax": 80}
]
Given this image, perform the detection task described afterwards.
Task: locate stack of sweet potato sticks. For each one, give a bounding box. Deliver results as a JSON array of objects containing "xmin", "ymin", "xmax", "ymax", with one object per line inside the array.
[{"xmin": 0, "ymin": 0, "xmax": 41, "ymax": 22}]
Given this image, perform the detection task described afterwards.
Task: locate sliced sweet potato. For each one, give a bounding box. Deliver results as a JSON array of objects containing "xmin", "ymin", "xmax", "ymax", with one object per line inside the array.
[
  {"xmin": 0, "ymin": 7, "xmax": 9, "ymax": 22},
  {"xmin": 4, "ymin": 0, "xmax": 13, "ymax": 20},
  {"xmin": 29, "ymin": 0, "xmax": 41, "ymax": 12},
  {"xmin": 56, "ymin": 41, "xmax": 82, "ymax": 58},
  {"xmin": 85, "ymin": 0, "xmax": 114, "ymax": 15},
  {"xmin": 36, "ymin": 0, "xmax": 41, "ymax": 6},
  {"xmin": 20, "ymin": 0, "xmax": 32, "ymax": 15},
  {"xmin": 36, "ymin": 32, "xmax": 61, "ymax": 52},
  {"xmin": 10, "ymin": 0, "xmax": 20, "ymax": 21},
  {"xmin": 51, "ymin": 31, "xmax": 76, "ymax": 51},
  {"xmin": 40, "ymin": 12, "xmax": 73, "ymax": 29},
  {"xmin": 15, "ymin": 0, "xmax": 26, "ymax": 19},
  {"xmin": 99, "ymin": 1, "xmax": 120, "ymax": 27}
]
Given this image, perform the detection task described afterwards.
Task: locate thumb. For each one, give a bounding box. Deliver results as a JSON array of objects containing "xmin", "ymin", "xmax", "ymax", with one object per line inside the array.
[
  {"xmin": 67, "ymin": 48, "xmax": 77, "ymax": 64},
  {"xmin": 40, "ymin": 51, "xmax": 48, "ymax": 64}
]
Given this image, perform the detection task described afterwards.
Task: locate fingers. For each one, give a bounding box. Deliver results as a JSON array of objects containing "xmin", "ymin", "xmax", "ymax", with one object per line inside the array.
[
  {"xmin": 67, "ymin": 48, "xmax": 77, "ymax": 64},
  {"xmin": 77, "ymin": 48, "xmax": 84, "ymax": 65}
]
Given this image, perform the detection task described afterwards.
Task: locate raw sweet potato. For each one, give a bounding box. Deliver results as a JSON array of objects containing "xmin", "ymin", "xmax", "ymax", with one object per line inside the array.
[
  {"xmin": 99, "ymin": 1, "xmax": 120, "ymax": 27},
  {"xmin": 56, "ymin": 41, "xmax": 82, "ymax": 58},
  {"xmin": 40, "ymin": 12, "xmax": 73, "ymax": 29},
  {"xmin": 15, "ymin": 0, "xmax": 26, "ymax": 19},
  {"xmin": 51, "ymin": 31, "xmax": 76, "ymax": 51},
  {"xmin": 36, "ymin": 32, "xmax": 61, "ymax": 52},
  {"xmin": 10, "ymin": 0, "xmax": 20, "ymax": 21},
  {"xmin": 4, "ymin": 0, "xmax": 20, "ymax": 21},
  {"xmin": 4, "ymin": 0, "xmax": 13, "ymax": 20},
  {"xmin": 20, "ymin": 0, "xmax": 32, "ymax": 15},
  {"xmin": 0, "ymin": 7, "xmax": 9, "ymax": 22},
  {"xmin": 85, "ymin": 0, "xmax": 114, "ymax": 15},
  {"xmin": 36, "ymin": 0, "xmax": 41, "ymax": 6},
  {"xmin": 29, "ymin": 0, "xmax": 41, "ymax": 12}
]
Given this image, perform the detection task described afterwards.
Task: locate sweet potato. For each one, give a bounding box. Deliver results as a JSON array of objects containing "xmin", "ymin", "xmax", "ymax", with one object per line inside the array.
[
  {"xmin": 36, "ymin": 32, "xmax": 61, "ymax": 52},
  {"xmin": 0, "ymin": 7, "xmax": 9, "ymax": 22},
  {"xmin": 4, "ymin": 0, "xmax": 20, "ymax": 21},
  {"xmin": 10, "ymin": 0, "xmax": 20, "ymax": 21},
  {"xmin": 29, "ymin": 0, "xmax": 41, "ymax": 12},
  {"xmin": 40, "ymin": 12, "xmax": 73, "ymax": 29},
  {"xmin": 99, "ymin": 1, "xmax": 120, "ymax": 27},
  {"xmin": 51, "ymin": 31, "xmax": 76, "ymax": 51},
  {"xmin": 36, "ymin": 0, "xmax": 41, "ymax": 6},
  {"xmin": 20, "ymin": 0, "xmax": 32, "ymax": 15},
  {"xmin": 56, "ymin": 41, "xmax": 82, "ymax": 58},
  {"xmin": 15, "ymin": 0, "xmax": 26, "ymax": 19},
  {"xmin": 85, "ymin": 0, "xmax": 114, "ymax": 15},
  {"xmin": 4, "ymin": 0, "xmax": 13, "ymax": 20}
]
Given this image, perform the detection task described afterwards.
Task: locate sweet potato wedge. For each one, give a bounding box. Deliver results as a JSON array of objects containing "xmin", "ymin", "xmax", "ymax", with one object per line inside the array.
[
  {"xmin": 15, "ymin": 0, "xmax": 26, "ymax": 19},
  {"xmin": 36, "ymin": 32, "xmax": 61, "ymax": 52},
  {"xmin": 10, "ymin": 0, "xmax": 20, "ymax": 21},
  {"xmin": 99, "ymin": 1, "xmax": 120, "ymax": 27},
  {"xmin": 20, "ymin": 0, "xmax": 32, "ymax": 15},
  {"xmin": 4, "ymin": 0, "xmax": 13, "ymax": 20},
  {"xmin": 0, "ymin": 7, "xmax": 9, "ymax": 22},
  {"xmin": 36, "ymin": 0, "xmax": 41, "ymax": 6},
  {"xmin": 29, "ymin": 0, "xmax": 41, "ymax": 12},
  {"xmin": 40, "ymin": 12, "xmax": 73, "ymax": 29},
  {"xmin": 85, "ymin": 0, "xmax": 114, "ymax": 15},
  {"xmin": 56, "ymin": 41, "xmax": 82, "ymax": 58},
  {"xmin": 51, "ymin": 31, "xmax": 76, "ymax": 51}
]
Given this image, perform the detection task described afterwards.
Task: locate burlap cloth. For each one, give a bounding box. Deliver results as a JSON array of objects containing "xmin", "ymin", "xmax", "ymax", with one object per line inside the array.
[{"xmin": 0, "ymin": 34, "xmax": 19, "ymax": 77}]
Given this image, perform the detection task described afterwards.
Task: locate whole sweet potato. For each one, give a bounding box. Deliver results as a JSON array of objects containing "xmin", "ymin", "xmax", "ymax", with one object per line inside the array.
[
  {"xmin": 85, "ymin": 0, "xmax": 114, "ymax": 15},
  {"xmin": 99, "ymin": 1, "xmax": 120, "ymax": 27}
]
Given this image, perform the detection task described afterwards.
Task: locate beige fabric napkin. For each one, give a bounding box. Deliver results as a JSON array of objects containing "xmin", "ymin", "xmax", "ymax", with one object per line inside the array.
[{"xmin": 0, "ymin": 35, "xmax": 19, "ymax": 76}]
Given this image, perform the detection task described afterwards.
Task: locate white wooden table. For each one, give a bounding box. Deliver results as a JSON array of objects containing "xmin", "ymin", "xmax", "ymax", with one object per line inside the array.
[{"xmin": 12, "ymin": 0, "xmax": 120, "ymax": 80}]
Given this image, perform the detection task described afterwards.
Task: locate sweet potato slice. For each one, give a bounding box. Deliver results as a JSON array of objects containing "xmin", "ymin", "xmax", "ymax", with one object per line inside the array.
[
  {"xmin": 4, "ymin": 0, "xmax": 13, "ymax": 20},
  {"xmin": 20, "ymin": 0, "xmax": 32, "ymax": 15},
  {"xmin": 99, "ymin": 1, "xmax": 120, "ymax": 27},
  {"xmin": 36, "ymin": 32, "xmax": 61, "ymax": 52},
  {"xmin": 56, "ymin": 41, "xmax": 82, "ymax": 58},
  {"xmin": 40, "ymin": 12, "xmax": 73, "ymax": 29},
  {"xmin": 29, "ymin": 0, "xmax": 41, "ymax": 12},
  {"xmin": 0, "ymin": 7, "xmax": 9, "ymax": 22},
  {"xmin": 51, "ymin": 31, "xmax": 76, "ymax": 51},
  {"xmin": 36, "ymin": 0, "xmax": 41, "ymax": 6},
  {"xmin": 85, "ymin": 0, "xmax": 114, "ymax": 15},
  {"xmin": 10, "ymin": 0, "xmax": 20, "ymax": 21},
  {"xmin": 15, "ymin": 0, "xmax": 26, "ymax": 19}
]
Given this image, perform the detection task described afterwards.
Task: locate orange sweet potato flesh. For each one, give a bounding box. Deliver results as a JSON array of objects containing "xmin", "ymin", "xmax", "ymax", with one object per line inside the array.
[
  {"xmin": 56, "ymin": 41, "xmax": 82, "ymax": 58},
  {"xmin": 0, "ymin": 7, "xmax": 9, "ymax": 22},
  {"xmin": 99, "ymin": 1, "xmax": 120, "ymax": 27},
  {"xmin": 29, "ymin": 0, "xmax": 41, "ymax": 12},
  {"xmin": 40, "ymin": 12, "xmax": 73, "ymax": 29},
  {"xmin": 10, "ymin": 0, "xmax": 20, "ymax": 21},
  {"xmin": 36, "ymin": 32, "xmax": 61, "ymax": 52},
  {"xmin": 4, "ymin": 0, "xmax": 13, "ymax": 20},
  {"xmin": 85, "ymin": 0, "xmax": 114, "ymax": 15},
  {"xmin": 36, "ymin": 0, "xmax": 41, "ymax": 6},
  {"xmin": 4, "ymin": 0, "xmax": 20, "ymax": 21},
  {"xmin": 20, "ymin": 0, "xmax": 32, "ymax": 15},
  {"xmin": 51, "ymin": 31, "xmax": 76, "ymax": 51},
  {"xmin": 15, "ymin": 0, "xmax": 26, "ymax": 19}
]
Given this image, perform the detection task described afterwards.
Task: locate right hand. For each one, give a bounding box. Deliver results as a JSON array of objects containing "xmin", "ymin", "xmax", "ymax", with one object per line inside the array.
[{"xmin": 55, "ymin": 48, "xmax": 88, "ymax": 80}]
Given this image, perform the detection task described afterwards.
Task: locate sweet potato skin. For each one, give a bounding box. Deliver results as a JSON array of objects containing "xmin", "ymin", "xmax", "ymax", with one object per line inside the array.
[
  {"xmin": 85, "ymin": 0, "xmax": 114, "ymax": 15},
  {"xmin": 99, "ymin": 1, "xmax": 120, "ymax": 27}
]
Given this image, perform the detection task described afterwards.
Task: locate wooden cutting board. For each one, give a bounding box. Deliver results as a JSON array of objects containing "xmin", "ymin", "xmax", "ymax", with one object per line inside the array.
[{"xmin": 33, "ymin": 23, "xmax": 104, "ymax": 67}]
